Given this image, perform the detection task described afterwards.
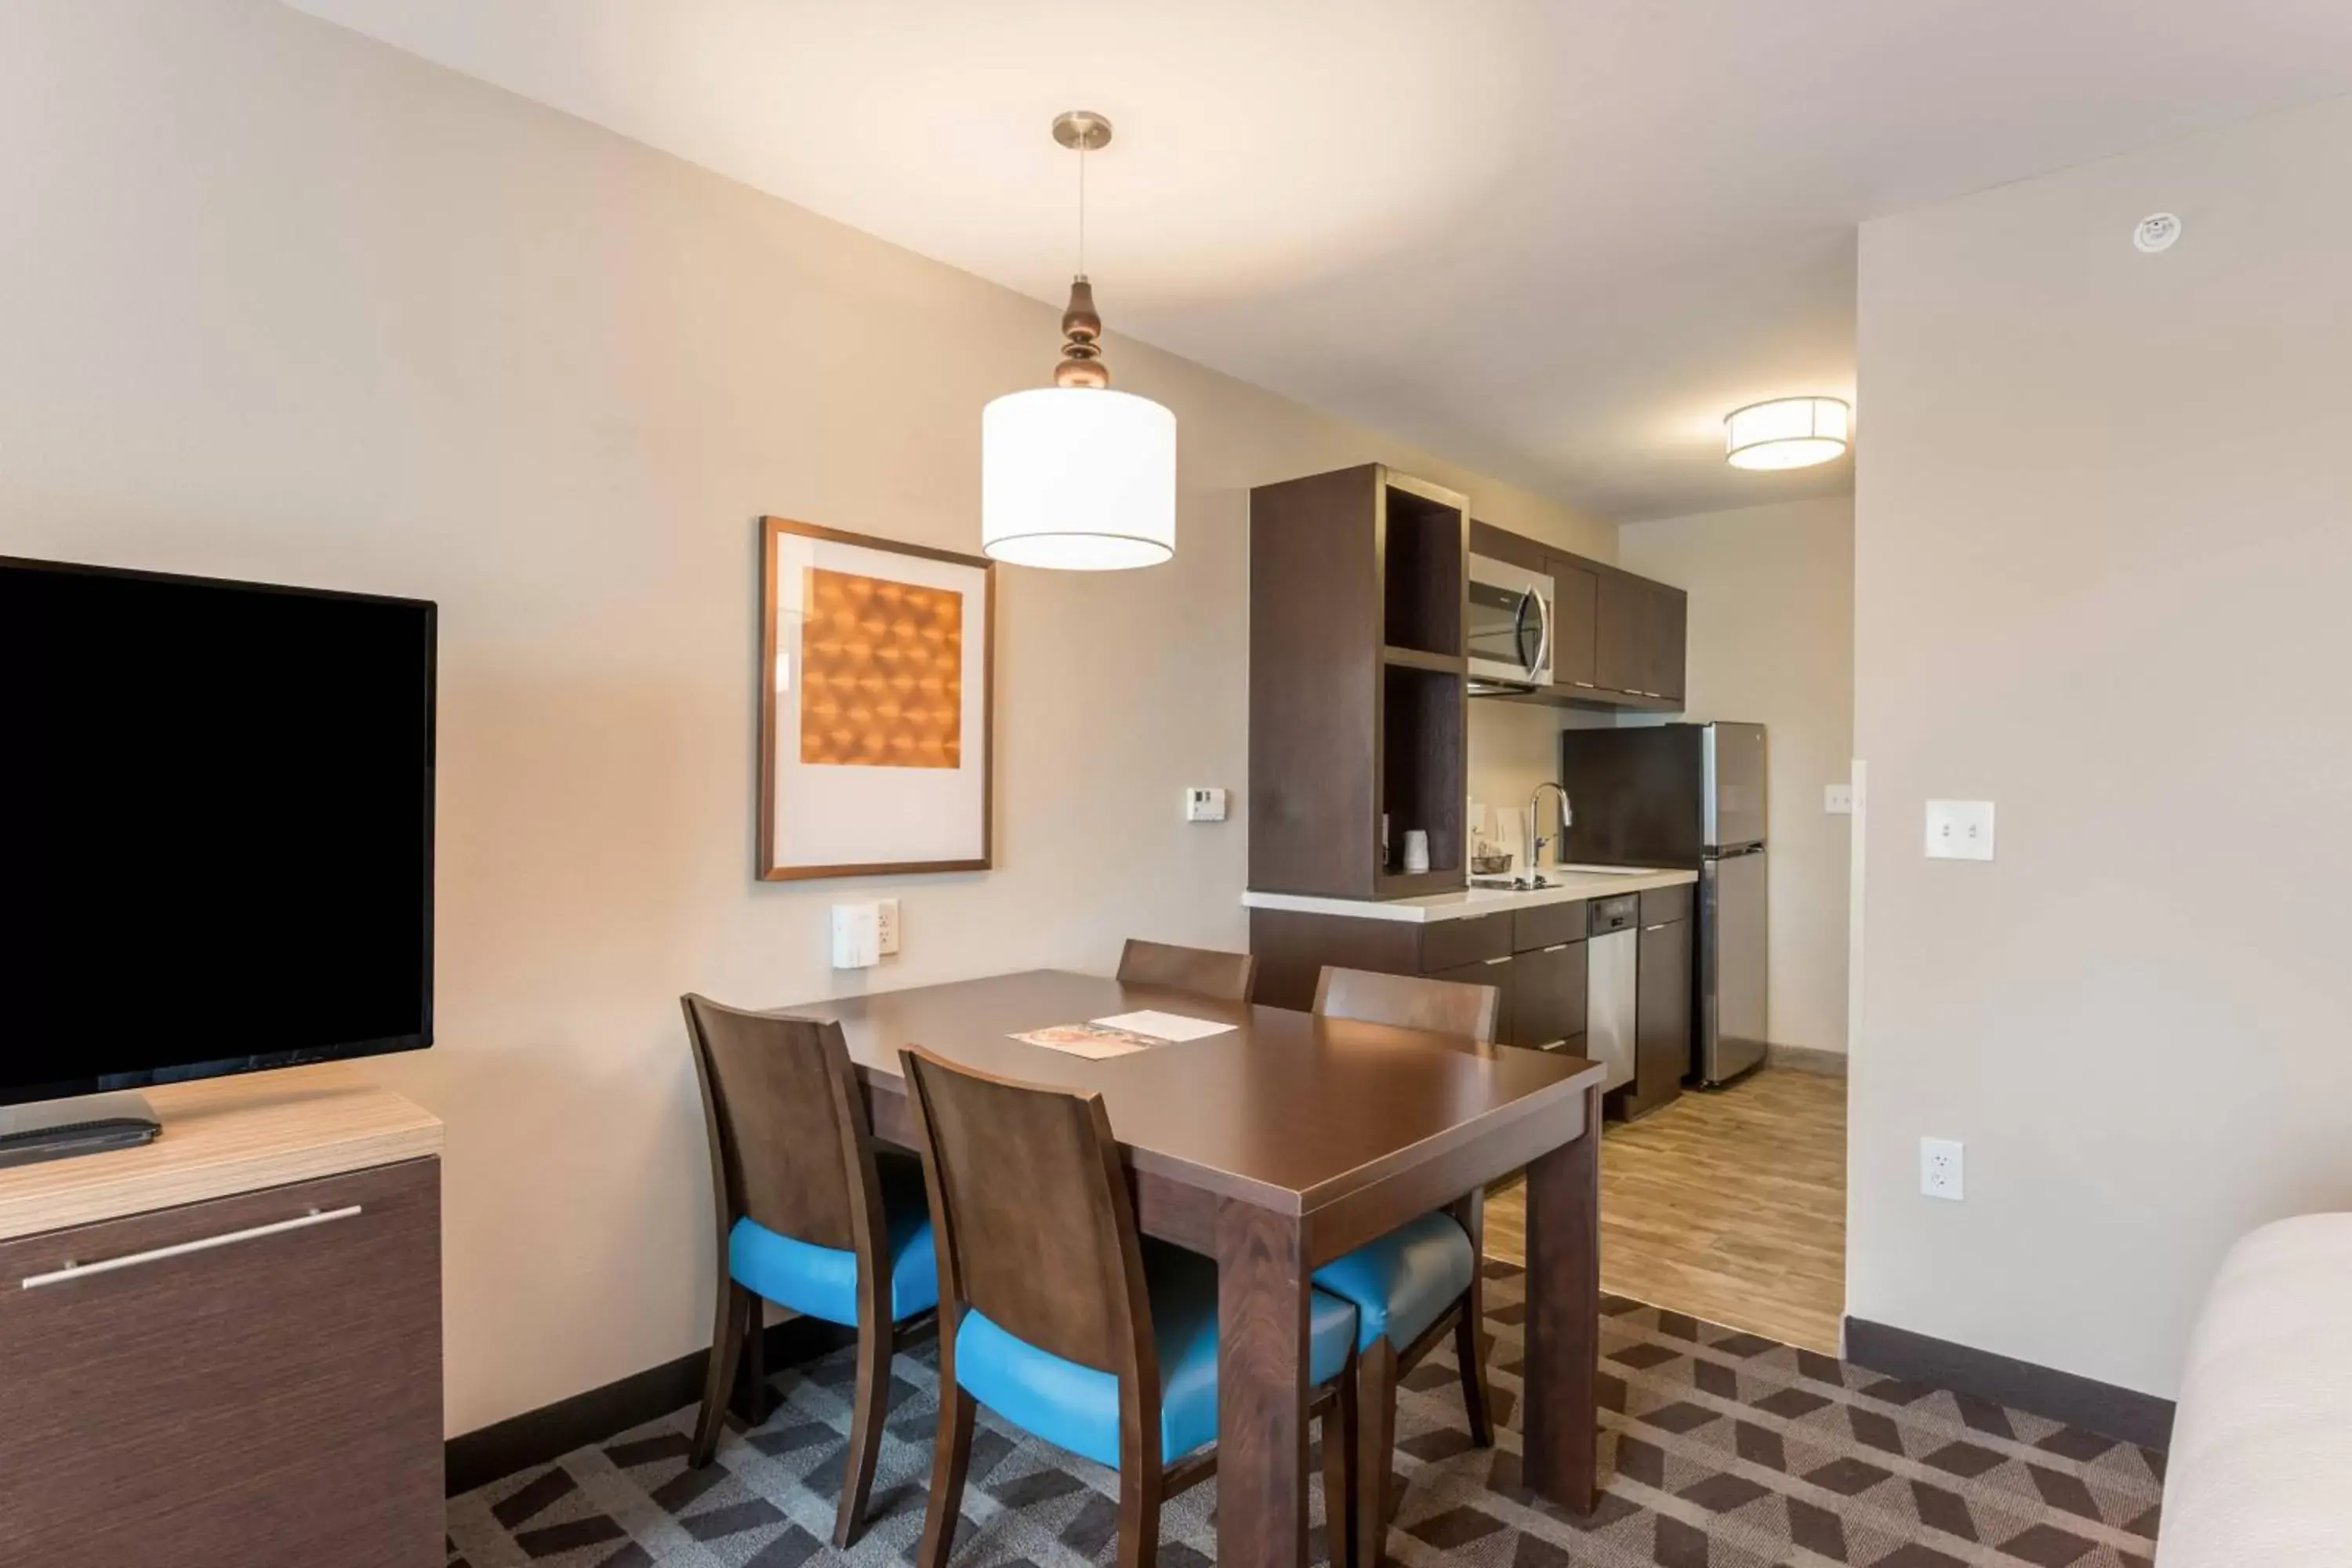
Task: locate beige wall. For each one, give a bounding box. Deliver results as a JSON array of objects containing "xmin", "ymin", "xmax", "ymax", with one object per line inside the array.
[
  {"xmin": 1850, "ymin": 95, "xmax": 2352, "ymax": 1396},
  {"xmin": 1619, "ymin": 497, "xmax": 1855, "ymax": 1055},
  {"xmin": 0, "ymin": 0, "xmax": 1612, "ymax": 1436}
]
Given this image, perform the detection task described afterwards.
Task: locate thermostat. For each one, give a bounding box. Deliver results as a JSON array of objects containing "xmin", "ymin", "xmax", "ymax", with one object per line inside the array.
[{"xmin": 1185, "ymin": 787, "xmax": 1228, "ymax": 822}]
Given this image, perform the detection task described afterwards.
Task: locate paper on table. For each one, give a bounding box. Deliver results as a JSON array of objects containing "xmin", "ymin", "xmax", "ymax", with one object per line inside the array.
[
  {"xmin": 1089, "ymin": 1010, "xmax": 1236, "ymax": 1043},
  {"xmin": 1011, "ymin": 1024, "xmax": 1155, "ymax": 1059}
]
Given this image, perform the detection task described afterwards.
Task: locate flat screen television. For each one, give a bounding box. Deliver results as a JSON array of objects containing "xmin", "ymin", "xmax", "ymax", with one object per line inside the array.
[{"xmin": 0, "ymin": 557, "xmax": 435, "ymax": 1122}]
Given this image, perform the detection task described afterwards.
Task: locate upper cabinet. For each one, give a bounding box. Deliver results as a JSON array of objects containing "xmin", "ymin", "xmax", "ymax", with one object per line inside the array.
[
  {"xmin": 1472, "ymin": 521, "xmax": 1686, "ymax": 712},
  {"xmin": 1548, "ymin": 554, "xmax": 1602, "ymax": 690},
  {"xmin": 1595, "ymin": 567, "xmax": 1687, "ymax": 704}
]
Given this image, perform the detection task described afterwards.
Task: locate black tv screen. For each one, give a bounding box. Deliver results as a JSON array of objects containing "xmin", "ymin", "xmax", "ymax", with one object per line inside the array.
[{"xmin": 0, "ymin": 557, "xmax": 434, "ymax": 1107}]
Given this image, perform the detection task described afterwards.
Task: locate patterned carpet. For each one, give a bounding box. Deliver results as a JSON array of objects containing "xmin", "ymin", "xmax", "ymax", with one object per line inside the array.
[{"xmin": 447, "ymin": 1261, "xmax": 2163, "ymax": 1568}]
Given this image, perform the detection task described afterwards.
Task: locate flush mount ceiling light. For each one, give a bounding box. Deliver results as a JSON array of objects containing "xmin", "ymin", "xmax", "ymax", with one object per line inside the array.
[
  {"xmin": 1724, "ymin": 397, "xmax": 1851, "ymax": 470},
  {"xmin": 980, "ymin": 111, "xmax": 1176, "ymax": 571}
]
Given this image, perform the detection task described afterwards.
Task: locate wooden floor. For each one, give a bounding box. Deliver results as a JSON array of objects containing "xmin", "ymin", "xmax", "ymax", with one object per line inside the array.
[{"xmin": 1486, "ymin": 1066, "xmax": 1847, "ymax": 1355}]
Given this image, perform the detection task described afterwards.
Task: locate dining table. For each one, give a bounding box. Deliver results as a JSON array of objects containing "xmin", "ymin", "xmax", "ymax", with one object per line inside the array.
[{"xmin": 774, "ymin": 967, "xmax": 1606, "ymax": 1568}]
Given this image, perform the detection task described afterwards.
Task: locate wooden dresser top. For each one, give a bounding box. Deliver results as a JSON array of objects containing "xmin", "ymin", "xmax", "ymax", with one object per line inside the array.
[{"xmin": 0, "ymin": 1063, "xmax": 443, "ymax": 1241}]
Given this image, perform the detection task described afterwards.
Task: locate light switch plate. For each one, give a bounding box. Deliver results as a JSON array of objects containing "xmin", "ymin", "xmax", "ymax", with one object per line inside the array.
[
  {"xmin": 1924, "ymin": 799, "xmax": 1995, "ymax": 860},
  {"xmin": 1185, "ymin": 786, "xmax": 1228, "ymax": 822},
  {"xmin": 830, "ymin": 903, "xmax": 880, "ymax": 969},
  {"xmin": 1824, "ymin": 783, "xmax": 1854, "ymax": 815},
  {"xmin": 874, "ymin": 898, "xmax": 900, "ymax": 956}
]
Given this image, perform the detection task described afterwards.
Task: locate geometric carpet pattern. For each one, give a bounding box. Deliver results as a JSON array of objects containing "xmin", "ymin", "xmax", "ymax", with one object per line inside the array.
[{"xmin": 448, "ymin": 1261, "xmax": 2163, "ymax": 1568}]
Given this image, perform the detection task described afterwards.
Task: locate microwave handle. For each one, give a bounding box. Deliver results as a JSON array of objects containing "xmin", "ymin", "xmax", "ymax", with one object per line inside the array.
[{"xmin": 1529, "ymin": 582, "xmax": 1552, "ymax": 681}]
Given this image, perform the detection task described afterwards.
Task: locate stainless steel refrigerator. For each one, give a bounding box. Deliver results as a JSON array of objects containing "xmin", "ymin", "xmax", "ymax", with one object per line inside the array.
[{"xmin": 1559, "ymin": 721, "xmax": 1768, "ymax": 1087}]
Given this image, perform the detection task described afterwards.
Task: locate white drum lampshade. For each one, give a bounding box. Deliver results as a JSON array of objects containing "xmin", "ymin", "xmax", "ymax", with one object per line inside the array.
[
  {"xmin": 982, "ymin": 387, "xmax": 1176, "ymax": 570},
  {"xmin": 1724, "ymin": 397, "xmax": 1850, "ymax": 470}
]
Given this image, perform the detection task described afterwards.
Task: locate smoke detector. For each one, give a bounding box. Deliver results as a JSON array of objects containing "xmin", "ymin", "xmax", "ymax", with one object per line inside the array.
[{"xmin": 2133, "ymin": 213, "xmax": 2181, "ymax": 253}]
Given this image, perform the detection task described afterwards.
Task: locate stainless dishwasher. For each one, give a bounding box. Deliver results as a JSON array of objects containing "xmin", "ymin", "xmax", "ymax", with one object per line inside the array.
[{"xmin": 1586, "ymin": 894, "xmax": 1639, "ymax": 1091}]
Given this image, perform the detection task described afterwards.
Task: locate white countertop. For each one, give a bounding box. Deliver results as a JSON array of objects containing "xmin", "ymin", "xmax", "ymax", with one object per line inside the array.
[{"xmin": 1242, "ymin": 865, "xmax": 1697, "ymax": 924}]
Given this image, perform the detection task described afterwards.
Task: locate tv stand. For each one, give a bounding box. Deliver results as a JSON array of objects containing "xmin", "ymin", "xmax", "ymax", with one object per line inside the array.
[
  {"xmin": 0, "ymin": 1064, "xmax": 443, "ymax": 1567},
  {"xmin": 0, "ymin": 1091, "xmax": 161, "ymax": 1169}
]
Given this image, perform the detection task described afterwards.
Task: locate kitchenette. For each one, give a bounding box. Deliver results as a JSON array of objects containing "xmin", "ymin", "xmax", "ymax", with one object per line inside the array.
[{"xmin": 1245, "ymin": 462, "xmax": 1767, "ymax": 1121}]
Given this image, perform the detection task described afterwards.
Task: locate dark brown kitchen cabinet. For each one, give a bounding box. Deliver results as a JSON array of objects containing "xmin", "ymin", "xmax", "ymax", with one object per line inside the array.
[
  {"xmin": 0, "ymin": 1158, "xmax": 444, "ymax": 1567},
  {"xmin": 1625, "ymin": 907, "xmax": 1693, "ymax": 1120},
  {"xmin": 1646, "ymin": 580, "xmax": 1687, "ymax": 703},
  {"xmin": 1511, "ymin": 939, "xmax": 1587, "ymax": 1051},
  {"xmin": 1548, "ymin": 554, "xmax": 1601, "ymax": 691},
  {"xmin": 1593, "ymin": 568, "xmax": 1651, "ymax": 696},
  {"xmin": 1247, "ymin": 901, "xmax": 1586, "ymax": 1023},
  {"xmin": 1252, "ymin": 464, "xmax": 1469, "ymax": 901}
]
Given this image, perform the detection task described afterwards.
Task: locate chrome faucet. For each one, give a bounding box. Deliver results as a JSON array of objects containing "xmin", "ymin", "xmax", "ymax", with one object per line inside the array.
[{"xmin": 1524, "ymin": 782, "xmax": 1573, "ymax": 873}]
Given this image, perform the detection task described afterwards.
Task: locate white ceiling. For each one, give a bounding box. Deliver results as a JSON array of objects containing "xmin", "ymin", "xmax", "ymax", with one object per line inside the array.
[{"xmin": 287, "ymin": 0, "xmax": 2352, "ymax": 521}]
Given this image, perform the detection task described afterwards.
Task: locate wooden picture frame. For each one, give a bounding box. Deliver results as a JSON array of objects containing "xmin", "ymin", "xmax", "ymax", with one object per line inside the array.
[{"xmin": 757, "ymin": 517, "xmax": 995, "ymax": 880}]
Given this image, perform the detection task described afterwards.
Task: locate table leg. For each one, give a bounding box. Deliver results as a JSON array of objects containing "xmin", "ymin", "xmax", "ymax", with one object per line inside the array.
[
  {"xmin": 1520, "ymin": 1084, "xmax": 1601, "ymax": 1515},
  {"xmin": 1216, "ymin": 1197, "xmax": 1309, "ymax": 1568}
]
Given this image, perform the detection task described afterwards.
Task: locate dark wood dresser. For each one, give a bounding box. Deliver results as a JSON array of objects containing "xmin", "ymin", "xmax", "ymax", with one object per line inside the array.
[{"xmin": 0, "ymin": 1065, "xmax": 444, "ymax": 1568}]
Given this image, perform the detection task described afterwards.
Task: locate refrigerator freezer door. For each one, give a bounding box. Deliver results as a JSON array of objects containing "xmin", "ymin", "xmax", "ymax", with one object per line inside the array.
[
  {"xmin": 1559, "ymin": 724, "xmax": 1705, "ymax": 867},
  {"xmin": 1701, "ymin": 722, "xmax": 1769, "ymax": 851},
  {"xmin": 1699, "ymin": 848, "xmax": 1769, "ymax": 1084}
]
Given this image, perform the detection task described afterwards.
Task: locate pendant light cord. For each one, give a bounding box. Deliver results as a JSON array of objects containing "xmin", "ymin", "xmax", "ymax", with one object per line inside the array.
[{"xmin": 1076, "ymin": 137, "xmax": 1087, "ymax": 281}]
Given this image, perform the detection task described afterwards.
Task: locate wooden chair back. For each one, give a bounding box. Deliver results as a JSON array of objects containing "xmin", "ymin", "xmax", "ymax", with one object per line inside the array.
[
  {"xmin": 1312, "ymin": 966, "xmax": 1501, "ymax": 1044},
  {"xmin": 681, "ymin": 995, "xmax": 884, "ymax": 1261},
  {"xmin": 1115, "ymin": 938, "xmax": 1258, "ymax": 1004},
  {"xmin": 899, "ymin": 1047, "xmax": 1155, "ymax": 1384}
]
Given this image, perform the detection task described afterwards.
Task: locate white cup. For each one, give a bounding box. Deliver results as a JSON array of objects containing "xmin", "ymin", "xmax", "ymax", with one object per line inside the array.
[{"xmin": 1403, "ymin": 829, "xmax": 1430, "ymax": 873}]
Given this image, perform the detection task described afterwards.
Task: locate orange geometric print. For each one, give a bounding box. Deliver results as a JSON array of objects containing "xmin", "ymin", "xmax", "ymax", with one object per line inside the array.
[{"xmin": 798, "ymin": 567, "xmax": 964, "ymax": 768}]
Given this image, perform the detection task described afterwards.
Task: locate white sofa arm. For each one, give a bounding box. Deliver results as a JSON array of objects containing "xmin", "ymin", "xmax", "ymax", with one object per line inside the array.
[{"xmin": 2156, "ymin": 1213, "xmax": 2352, "ymax": 1566}]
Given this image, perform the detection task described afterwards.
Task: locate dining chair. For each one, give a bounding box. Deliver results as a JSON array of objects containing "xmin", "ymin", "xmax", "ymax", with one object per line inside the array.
[
  {"xmin": 679, "ymin": 995, "xmax": 940, "ymax": 1548},
  {"xmin": 900, "ymin": 1045, "xmax": 1361, "ymax": 1568},
  {"xmin": 1115, "ymin": 937, "xmax": 1258, "ymax": 1004},
  {"xmin": 1308, "ymin": 966, "xmax": 1498, "ymax": 1568}
]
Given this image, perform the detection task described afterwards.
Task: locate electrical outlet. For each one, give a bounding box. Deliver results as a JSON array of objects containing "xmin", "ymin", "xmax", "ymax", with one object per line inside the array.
[
  {"xmin": 1824, "ymin": 783, "xmax": 1854, "ymax": 815},
  {"xmin": 1184, "ymin": 786, "xmax": 1228, "ymax": 822},
  {"xmin": 1920, "ymin": 1138, "xmax": 1965, "ymax": 1201},
  {"xmin": 1924, "ymin": 799, "xmax": 1995, "ymax": 861},
  {"xmin": 874, "ymin": 898, "xmax": 899, "ymax": 956}
]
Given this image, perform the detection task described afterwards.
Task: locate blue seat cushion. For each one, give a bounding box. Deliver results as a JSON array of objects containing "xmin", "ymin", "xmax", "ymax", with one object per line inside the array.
[
  {"xmin": 728, "ymin": 1153, "xmax": 938, "ymax": 1327},
  {"xmin": 1312, "ymin": 1210, "xmax": 1476, "ymax": 1354},
  {"xmin": 953, "ymin": 1241, "xmax": 1359, "ymax": 1469}
]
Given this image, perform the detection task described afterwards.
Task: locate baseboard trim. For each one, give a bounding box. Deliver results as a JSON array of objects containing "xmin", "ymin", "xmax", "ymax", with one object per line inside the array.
[
  {"xmin": 1843, "ymin": 1316, "xmax": 2173, "ymax": 1450},
  {"xmin": 444, "ymin": 1316, "xmax": 855, "ymax": 1497},
  {"xmin": 1765, "ymin": 1043, "xmax": 1847, "ymax": 1076}
]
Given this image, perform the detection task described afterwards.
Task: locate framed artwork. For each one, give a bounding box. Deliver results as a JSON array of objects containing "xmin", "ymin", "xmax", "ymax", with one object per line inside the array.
[{"xmin": 757, "ymin": 517, "xmax": 995, "ymax": 880}]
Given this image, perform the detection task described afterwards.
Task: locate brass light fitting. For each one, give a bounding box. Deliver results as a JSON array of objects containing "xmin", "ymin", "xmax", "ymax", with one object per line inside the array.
[{"xmin": 1049, "ymin": 111, "xmax": 1114, "ymax": 390}]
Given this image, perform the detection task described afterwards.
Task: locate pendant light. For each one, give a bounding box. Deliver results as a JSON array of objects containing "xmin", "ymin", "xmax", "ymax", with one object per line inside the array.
[
  {"xmin": 981, "ymin": 112, "xmax": 1177, "ymax": 570},
  {"xmin": 1724, "ymin": 397, "xmax": 1851, "ymax": 470}
]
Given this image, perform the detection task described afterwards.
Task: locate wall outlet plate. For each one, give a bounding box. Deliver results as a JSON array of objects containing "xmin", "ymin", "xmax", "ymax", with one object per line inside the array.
[
  {"xmin": 1824, "ymin": 783, "xmax": 1854, "ymax": 815},
  {"xmin": 1185, "ymin": 786, "xmax": 1228, "ymax": 822},
  {"xmin": 1920, "ymin": 1137, "xmax": 1965, "ymax": 1201},
  {"xmin": 1924, "ymin": 799, "xmax": 1995, "ymax": 860},
  {"xmin": 874, "ymin": 898, "xmax": 899, "ymax": 956}
]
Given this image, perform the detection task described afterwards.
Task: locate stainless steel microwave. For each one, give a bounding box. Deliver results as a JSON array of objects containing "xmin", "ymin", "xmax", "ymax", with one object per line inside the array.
[{"xmin": 1466, "ymin": 553, "xmax": 1553, "ymax": 693}]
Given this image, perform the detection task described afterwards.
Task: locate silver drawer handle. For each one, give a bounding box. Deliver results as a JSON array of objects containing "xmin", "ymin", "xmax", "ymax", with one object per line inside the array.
[
  {"xmin": 1644, "ymin": 923, "xmax": 1671, "ymax": 931},
  {"xmin": 1483, "ymin": 956, "xmax": 1511, "ymax": 966},
  {"xmin": 21, "ymin": 1205, "xmax": 363, "ymax": 1290},
  {"xmin": 1543, "ymin": 943, "xmax": 1570, "ymax": 953}
]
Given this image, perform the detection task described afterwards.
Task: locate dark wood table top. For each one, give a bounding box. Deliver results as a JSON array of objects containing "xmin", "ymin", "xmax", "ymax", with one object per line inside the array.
[{"xmin": 774, "ymin": 969, "xmax": 1602, "ymax": 1217}]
